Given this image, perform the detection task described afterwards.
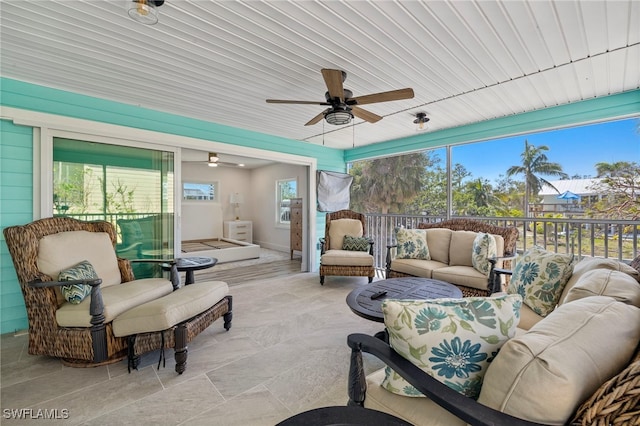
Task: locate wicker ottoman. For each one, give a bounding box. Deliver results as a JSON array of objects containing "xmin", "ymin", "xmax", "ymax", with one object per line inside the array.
[{"xmin": 112, "ymin": 281, "xmax": 232, "ymax": 374}]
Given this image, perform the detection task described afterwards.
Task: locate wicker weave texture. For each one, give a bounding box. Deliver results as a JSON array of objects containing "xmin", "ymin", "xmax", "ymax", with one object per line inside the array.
[{"xmin": 4, "ymin": 217, "xmax": 139, "ymax": 364}]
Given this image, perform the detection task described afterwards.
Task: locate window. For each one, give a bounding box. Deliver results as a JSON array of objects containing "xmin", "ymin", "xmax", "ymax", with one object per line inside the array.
[
  {"xmin": 53, "ymin": 137, "xmax": 175, "ymax": 278},
  {"xmin": 183, "ymin": 181, "xmax": 218, "ymax": 201},
  {"xmin": 277, "ymin": 178, "xmax": 297, "ymax": 225}
]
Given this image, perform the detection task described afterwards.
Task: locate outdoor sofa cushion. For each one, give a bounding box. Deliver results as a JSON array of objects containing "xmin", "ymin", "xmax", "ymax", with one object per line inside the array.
[{"xmin": 328, "ymin": 218, "xmax": 363, "ymax": 250}]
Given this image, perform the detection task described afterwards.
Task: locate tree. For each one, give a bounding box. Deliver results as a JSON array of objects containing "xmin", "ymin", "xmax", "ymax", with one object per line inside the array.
[
  {"xmin": 350, "ymin": 152, "xmax": 431, "ymax": 214},
  {"xmin": 589, "ymin": 161, "xmax": 640, "ymax": 220},
  {"xmin": 506, "ymin": 140, "xmax": 568, "ymax": 217}
]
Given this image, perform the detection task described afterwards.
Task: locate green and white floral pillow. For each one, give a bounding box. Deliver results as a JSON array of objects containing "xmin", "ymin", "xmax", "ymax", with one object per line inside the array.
[
  {"xmin": 507, "ymin": 246, "xmax": 576, "ymax": 317},
  {"xmin": 58, "ymin": 260, "xmax": 98, "ymax": 304},
  {"xmin": 394, "ymin": 228, "xmax": 430, "ymax": 260},
  {"xmin": 381, "ymin": 294, "xmax": 521, "ymax": 400},
  {"xmin": 472, "ymin": 233, "xmax": 497, "ymax": 276}
]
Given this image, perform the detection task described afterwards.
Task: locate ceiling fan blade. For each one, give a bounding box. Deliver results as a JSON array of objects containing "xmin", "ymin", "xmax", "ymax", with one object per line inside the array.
[
  {"xmin": 266, "ymin": 99, "xmax": 328, "ymax": 105},
  {"xmin": 305, "ymin": 110, "xmax": 327, "ymax": 126},
  {"xmin": 321, "ymin": 69, "xmax": 345, "ymax": 102},
  {"xmin": 351, "ymin": 88, "xmax": 414, "ymax": 105},
  {"xmin": 352, "ymin": 106, "xmax": 382, "ymax": 123}
]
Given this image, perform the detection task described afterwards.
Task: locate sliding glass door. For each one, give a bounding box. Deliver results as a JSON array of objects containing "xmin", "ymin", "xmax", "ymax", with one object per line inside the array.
[{"xmin": 53, "ymin": 138, "xmax": 174, "ymax": 277}]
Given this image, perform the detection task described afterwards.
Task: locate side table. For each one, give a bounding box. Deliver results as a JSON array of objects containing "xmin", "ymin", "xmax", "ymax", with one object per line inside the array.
[{"xmin": 161, "ymin": 256, "xmax": 217, "ymax": 285}]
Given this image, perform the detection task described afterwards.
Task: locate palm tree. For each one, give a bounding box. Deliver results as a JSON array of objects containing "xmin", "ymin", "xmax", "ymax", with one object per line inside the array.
[
  {"xmin": 506, "ymin": 140, "xmax": 568, "ymax": 217},
  {"xmin": 350, "ymin": 152, "xmax": 429, "ymax": 214}
]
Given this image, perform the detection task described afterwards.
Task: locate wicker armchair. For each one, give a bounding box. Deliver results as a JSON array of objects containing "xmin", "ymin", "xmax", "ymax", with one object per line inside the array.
[
  {"xmin": 3, "ymin": 217, "xmax": 232, "ymax": 370},
  {"xmin": 319, "ymin": 210, "xmax": 375, "ymax": 285}
]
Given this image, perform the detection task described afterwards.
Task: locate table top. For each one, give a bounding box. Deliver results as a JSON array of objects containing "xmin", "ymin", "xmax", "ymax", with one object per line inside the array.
[
  {"xmin": 346, "ymin": 277, "xmax": 463, "ymax": 322},
  {"xmin": 161, "ymin": 256, "xmax": 217, "ymax": 271},
  {"xmin": 276, "ymin": 406, "xmax": 412, "ymax": 426}
]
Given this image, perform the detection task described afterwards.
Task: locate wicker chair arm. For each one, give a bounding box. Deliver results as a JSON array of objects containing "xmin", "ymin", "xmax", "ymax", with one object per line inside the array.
[
  {"xmin": 129, "ymin": 259, "xmax": 181, "ymax": 289},
  {"xmin": 347, "ymin": 333, "xmax": 543, "ymax": 426},
  {"xmin": 319, "ymin": 238, "xmax": 326, "ymax": 255}
]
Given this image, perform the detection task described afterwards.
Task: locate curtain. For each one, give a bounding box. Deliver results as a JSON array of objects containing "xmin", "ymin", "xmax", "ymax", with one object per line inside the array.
[{"xmin": 317, "ymin": 170, "xmax": 353, "ymax": 212}]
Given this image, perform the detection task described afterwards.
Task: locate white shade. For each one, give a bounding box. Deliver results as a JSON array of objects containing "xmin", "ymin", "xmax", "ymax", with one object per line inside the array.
[{"xmin": 230, "ymin": 193, "xmax": 244, "ymax": 204}]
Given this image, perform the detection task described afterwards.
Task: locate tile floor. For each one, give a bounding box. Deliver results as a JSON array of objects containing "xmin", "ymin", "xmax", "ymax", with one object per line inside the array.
[{"xmin": 1, "ymin": 273, "xmax": 385, "ymax": 425}]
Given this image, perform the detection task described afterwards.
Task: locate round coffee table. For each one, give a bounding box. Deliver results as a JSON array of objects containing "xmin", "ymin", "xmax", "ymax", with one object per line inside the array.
[
  {"xmin": 276, "ymin": 406, "xmax": 412, "ymax": 426},
  {"xmin": 346, "ymin": 276, "xmax": 463, "ymax": 322},
  {"xmin": 161, "ymin": 256, "xmax": 217, "ymax": 285}
]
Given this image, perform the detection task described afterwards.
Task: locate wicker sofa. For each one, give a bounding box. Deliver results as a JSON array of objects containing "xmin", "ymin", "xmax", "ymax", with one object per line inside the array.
[
  {"xmin": 348, "ymin": 255, "xmax": 640, "ymax": 425},
  {"xmin": 386, "ymin": 219, "xmax": 519, "ymax": 297}
]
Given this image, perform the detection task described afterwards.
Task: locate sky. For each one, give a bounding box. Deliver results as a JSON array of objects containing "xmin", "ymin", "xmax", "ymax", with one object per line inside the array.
[{"xmin": 446, "ymin": 117, "xmax": 640, "ymax": 183}]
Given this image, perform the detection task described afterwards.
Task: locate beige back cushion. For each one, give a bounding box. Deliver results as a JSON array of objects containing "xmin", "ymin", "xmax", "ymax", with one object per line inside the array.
[
  {"xmin": 559, "ymin": 257, "xmax": 640, "ymax": 304},
  {"xmin": 38, "ymin": 230, "xmax": 122, "ymax": 289},
  {"xmin": 328, "ymin": 218, "xmax": 363, "ymax": 250},
  {"xmin": 478, "ymin": 296, "xmax": 640, "ymax": 424},
  {"xmin": 563, "ymin": 269, "xmax": 640, "ymax": 307},
  {"xmin": 448, "ymin": 231, "xmax": 504, "ymax": 267},
  {"xmin": 425, "ymin": 228, "xmax": 452, "ymax": 264}
]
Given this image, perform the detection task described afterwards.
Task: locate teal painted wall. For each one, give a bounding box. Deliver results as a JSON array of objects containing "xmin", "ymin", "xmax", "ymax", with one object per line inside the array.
[
  {"xmin": 1, "ymin": 120, "xmax": 34, "ymax": 333},
  {"xmin": 0, "ymin": 78, "xmax": 347, "ymax": 334}
]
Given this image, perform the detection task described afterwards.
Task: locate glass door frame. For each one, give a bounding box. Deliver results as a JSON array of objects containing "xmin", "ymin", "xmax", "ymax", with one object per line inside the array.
[{"xmin": 38, "ymin": 128, "xmax": 182, "ymax": 257}]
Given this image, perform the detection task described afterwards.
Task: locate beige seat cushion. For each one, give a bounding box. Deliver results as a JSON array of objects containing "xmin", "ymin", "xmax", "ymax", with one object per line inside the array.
[
  {"xmin": 364, "ymin": 369, "xmax": 465, "ymax": 426},
  {"xmin": 38, "ymin": 230, "xmax": 122, "ymax": 305},
  {"xmin": 448, "ymin": 231, "xmax": 505, "ymax": 268},
  {"xmin": 321, "ymin": 249, "xmax": 373, "ymax": 266},
  {"xmin": 432, "ymin": 266, "xmax": 489, "ymax": 291},
  {"xmin": 112, "ymin": 281, "xmax": 229, "ymax": 337},
  {"xmin": 516, "ymin": 303, "xmax": 544, "ymax": 331},
  {"xmin": 424, "ymin": 228, "xmax": 452, "ymax": 264},
  {"xmin": 563, "ymin": 269, "xmax": 640, "ymax": 307},
  {"xmin": 478, "ymin": 296, "xmax": 640, "ymax": 424},
  {"xmin": 328, "ymin": 219, "xmax": 363, "ymax": 250},
  {"xmin": 389, "ymin": 259, "xmax": 447, "ymax": 278},
  {"xmin": 559, "ymin": 257, "xmax": 640, "ymax": 304},
  {"xmin": 56, "ymin": 278, "xmax": 174, "ymax": 327}
]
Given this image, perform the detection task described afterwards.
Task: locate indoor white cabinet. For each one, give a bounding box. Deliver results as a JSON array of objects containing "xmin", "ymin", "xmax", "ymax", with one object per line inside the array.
[{"xmin": 223, "ymin": 220, "xmax": 253, "ymax": 243}]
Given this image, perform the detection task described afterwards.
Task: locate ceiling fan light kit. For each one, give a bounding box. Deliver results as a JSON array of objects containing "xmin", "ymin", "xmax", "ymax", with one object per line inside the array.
[
  {"xmin": 325, "ymin": 108, "xmax": 353, "ymax": 125},
  {"xmin": 126, "ymin": 0, "xmax": 164, "ymax": 25},
  {"xmin": 266, "ymin": 68, "xmax": 414, "ymax": 127},
  {"xmin": 208, "ymin": 152, "xmax": 219, "ymax": 167}
]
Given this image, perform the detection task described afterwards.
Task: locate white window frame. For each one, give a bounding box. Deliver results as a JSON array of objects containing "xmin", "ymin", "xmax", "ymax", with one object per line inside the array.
[{"xmin": 276, "ymin": 177, "xmax": 297, "ymax": 227}]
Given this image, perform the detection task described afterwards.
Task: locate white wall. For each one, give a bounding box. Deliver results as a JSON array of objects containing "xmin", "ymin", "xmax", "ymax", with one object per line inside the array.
[
  {"xmin": 181, "ymin": 161, "xmax": 308, "ymax": 254},
  {"xmin": 181, "ymin": 163, "xmax": 253, "ymax": 240},
  {"xmin": 250, "ymin": 163, "xmax": 308, "ymax": 252}
]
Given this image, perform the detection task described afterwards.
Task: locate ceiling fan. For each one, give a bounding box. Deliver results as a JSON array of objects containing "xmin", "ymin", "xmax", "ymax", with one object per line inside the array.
[
  {"xmin": 184, "ymin": 152, "xmax": 245, "ymax": 168},
  {"xmin": 266, "ymin": 69, "xmax": 414, "ymax": 126}
]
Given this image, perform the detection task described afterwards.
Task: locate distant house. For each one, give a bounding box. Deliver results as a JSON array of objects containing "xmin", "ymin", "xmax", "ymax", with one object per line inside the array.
[{"xmin": 538, "ymin": 179, "xmax": 605, "ymax": 215}]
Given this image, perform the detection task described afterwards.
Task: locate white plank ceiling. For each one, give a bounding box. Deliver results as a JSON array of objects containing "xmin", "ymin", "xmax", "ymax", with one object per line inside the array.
[{"xmin": 1, "ymin": 0, "xmax": 638, "ymax": 150}]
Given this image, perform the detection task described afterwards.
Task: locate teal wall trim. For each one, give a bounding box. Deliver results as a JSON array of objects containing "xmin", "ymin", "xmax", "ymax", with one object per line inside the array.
[
  {"xmin": 1, "ymin": 120, "xmax": 33, "ymax": 333},
  {"xmin": 345, "ymin": 89, "xmax": 640, "ymax": 162}
]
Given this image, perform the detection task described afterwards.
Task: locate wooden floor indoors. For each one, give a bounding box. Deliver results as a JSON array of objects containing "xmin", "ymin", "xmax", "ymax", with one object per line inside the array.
[{"xmin": 196, "ymin": 258, "xmax": 303, "ymax": 284}]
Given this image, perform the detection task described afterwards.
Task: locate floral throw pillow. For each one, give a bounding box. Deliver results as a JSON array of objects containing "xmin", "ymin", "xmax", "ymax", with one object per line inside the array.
[
  {"xmin": 472, "ymin": 233, "xmax": 497, "ymax": 276},
  {"xmin": 342, "ymin": 235, "xmax": 370, "ymax": 252},
  {"xmin": 58, "ymin": 260, "xmax": 98, "ymax": 304},
  {"xmin": 381, "ymin": 294, "xmax": 522, "ymax": 399},
  {"xmin": 395, "ymin": 228, "xmax": 430, "ymax": 260},
  {"xmin": 507, "ymin": 246, "xmax": 576, "ymax": 317}
]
